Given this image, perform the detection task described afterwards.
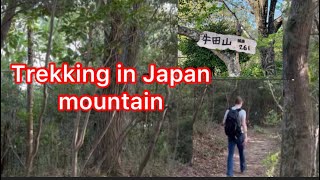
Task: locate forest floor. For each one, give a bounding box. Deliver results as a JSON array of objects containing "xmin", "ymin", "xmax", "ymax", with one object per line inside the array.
[{"xmin": 172, "ymin": 124, "xmax": 281, "ymax": 177}]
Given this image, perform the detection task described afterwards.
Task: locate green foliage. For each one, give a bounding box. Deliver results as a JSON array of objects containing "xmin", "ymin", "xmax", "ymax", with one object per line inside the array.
[
  {"xmin": 170, "ymin": 115, "xmax": 194, "ymax": 164},
  {"xmin": 3, "ymin": 0, "xmax": 318, "ymax": 177},
  {"xmin": 264, "ymin": 110, "xmax": 281, "ymax": 126},
  {"xmin": 253, "ymin": 125, "xmax": 265, "ymax": 134},
  {"xmin": 179, "ymin": 38, "xmax": 227, "ymax": 73},
  {"xmin": 3, "ymin": 20, "xmax": 28, "ymax": 62},
  {"xmin": 241, "ymin": 63, "xmax": 264, "ymax": 77},
  {"xmin": 155, "ymin": 131, "xmax": 170, "ymax": 160},
  {"xmin": 262, "ymin": 151, "xmax": 280, "ymax": 177},
  {"xmin": 178, "ymin": 0, "xmax": 224, "ymax": 29}
]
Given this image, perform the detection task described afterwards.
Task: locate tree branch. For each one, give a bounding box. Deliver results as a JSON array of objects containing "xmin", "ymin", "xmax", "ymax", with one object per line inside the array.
[
  {"xmin": 210, "ymin": 49, "xmax": 230, "ymax": 64},
  {"xmin": 220, "ymin": 0, "xmax": 239, "ymax": 22},
  {"xmin": 219, "ymin": 0, "xmax": 256, "ymax": 40},
  {"xmin": 192, "ymin": 85, "xmax": 208, "ymax": 124},
  {"xmin": 223, "ymin": 0, "xmax": 254, "ymax": 14},
  {"xmin": 178, "ymin": 25, "xmax": 200, "ymax": 41},
  {"xmin": 266, "ymin": 80, "xmax": 283, "ymax": 112},
  {"xmin": 136, "ymin": 85, "xmax": 171, "ymax": 176},
  {"xmin": 273, "ymin": 16, "xmax": 283, "ymax": 33},
  {"xmin": 1, "ymin": 0, "xmax": 17, "ymax": 49},
  {"xmin": 268, "ymin": 0, "xmax": 278, "ymax": 34}
]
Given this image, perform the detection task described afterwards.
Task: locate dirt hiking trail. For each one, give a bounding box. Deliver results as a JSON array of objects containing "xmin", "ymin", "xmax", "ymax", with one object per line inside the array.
[{"xmin": 173, "ymin": 125, "xmax": 280, "ymax": 177}]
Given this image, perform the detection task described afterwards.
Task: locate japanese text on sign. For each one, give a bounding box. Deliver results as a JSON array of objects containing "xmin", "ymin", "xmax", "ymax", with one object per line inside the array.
[{"xmin": 197, "ymin": 31, "xmax": 257, "ymax": 54}]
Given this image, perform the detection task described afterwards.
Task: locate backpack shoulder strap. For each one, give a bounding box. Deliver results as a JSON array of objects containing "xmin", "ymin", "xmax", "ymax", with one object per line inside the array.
[{"xmin": 236, "ymin": 108, "xmax": 242, "ymax": 112}]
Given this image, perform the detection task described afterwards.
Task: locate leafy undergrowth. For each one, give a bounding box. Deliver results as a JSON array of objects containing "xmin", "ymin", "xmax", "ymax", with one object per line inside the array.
[{"xmin": 171, "ymin": 124, "xmax": 227, "ymax": 176}]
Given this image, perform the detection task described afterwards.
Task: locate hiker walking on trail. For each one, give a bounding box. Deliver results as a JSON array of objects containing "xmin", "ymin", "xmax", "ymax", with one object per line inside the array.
[{"xmin": 222, "ymin": 96, "xmax": 248, "ymax": 177}]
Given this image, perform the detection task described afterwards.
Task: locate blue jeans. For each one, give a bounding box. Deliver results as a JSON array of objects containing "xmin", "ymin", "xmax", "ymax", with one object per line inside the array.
[{"xmin": 226, "ymin": 133, "xmax": 246, "ymax": 176}]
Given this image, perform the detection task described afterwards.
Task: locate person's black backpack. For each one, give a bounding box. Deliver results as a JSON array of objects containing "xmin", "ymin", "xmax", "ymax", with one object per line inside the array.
[{"xmin": 224, "ymin": 108, "xmax": 242, "ymax": 138}]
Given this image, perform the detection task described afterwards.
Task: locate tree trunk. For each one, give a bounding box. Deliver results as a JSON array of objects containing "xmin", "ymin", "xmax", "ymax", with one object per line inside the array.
[
  {"xmin": 226, "ymin": 53, "xmax": 240, "ymax": 77},
  {"xmin": 280, "ymin": 0, "xmax": 314, "ymax": 176},
  {"xmin": 311, "ymin": 97, "xmax": 319, "ymax": 176},
  {"xmin": 174, "ymin": 85, "xmax": 208, "ymax": 164},
  {"xmin": 255, "ymin": 0, "xmax": 276, "ymax": 75},
  {"xmin": 95, "ymin": 22, "xmax": 125, "ymax": 176},
  {"xmin": 71, "ymin": 106, "xmax": 83, "ymax": 176},
  {"xmin": 1, "ymin": 122, "xmax": 10, "ymax": 175},
  {"xmin": 209, "ymin": 83, "xmax": 215, "ymax": 122},
  {"xmin": 71, "ymin": 26, "xmax": 94, "ymax": 177},
  {"xmin": 1, "ymin": 0, "xmax": 17, "ymax": 49},
  {"xmin": 92, "ymin": 2, "xmax": 141, "ymax": 175},
  {"xmin": 26, "ymin": 1, "xmax": 56, "ymax": 175},
  {"xmin": 248, "ymin": 0, "xmax": 282, "ymax": 76},
  {"xmin": 25, "ymin": 23, "xmax": 35, "ymax": 176},
  {"xmin": 259, "ymin": 44, "xmax": 276, "ymax": 76},
  {"xmin": 175, "ymin": 118, "xmax": 194, "ymax": 164},
  {"xmin": 313, "ymin": 126, "xmax": 319, "ymax": 176},
  {"xmin": 137, "ymin": 87, "xmax": 170, "ymax": 176}
]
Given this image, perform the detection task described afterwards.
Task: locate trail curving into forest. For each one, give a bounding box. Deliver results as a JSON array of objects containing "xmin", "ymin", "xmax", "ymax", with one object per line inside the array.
[{"xmin": 173, "ymin": 125, "xmax": 280, "ymax": 177}]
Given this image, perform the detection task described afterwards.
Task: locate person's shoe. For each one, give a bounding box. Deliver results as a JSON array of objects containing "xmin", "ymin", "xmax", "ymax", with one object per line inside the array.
[
  {"xmin": 240, "ymin": 167, "xmax": 246, "ymax": 173},
  {"xmin": 226, "ymin": 172, "xmax": 233, "ymax": 177}
]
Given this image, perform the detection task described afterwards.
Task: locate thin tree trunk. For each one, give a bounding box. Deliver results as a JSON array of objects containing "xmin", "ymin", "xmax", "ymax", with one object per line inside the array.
[
  {"xmin": 1, "ymin": 0, "xmax": 17, "ymax": 49},
  {"xmin": 71, "ymin": 26, "xmax": 94, "ymax": 177},
  {"xmin": 137, "ymin": 86, "xmax": 171, "ymax": 176},
  {"xmin": 266, "ymin": 80, "xmax": 283, "ymax": 112},
  {"xmin": 25, "ymin": 23, "xmax": 35, "ymax": 176},
  {"xmin": 313, "ymin": 127, "xmax": 319, "ymax": 176},
  {"xmin": 26, "ymin": 0, "xmax": 57, "ymax": 176},
  {"xmin": 268, "ymin": 0, "xmax": 278, "ymax": 33},
  {"xmin": 280, "ymin": 0, "xmax": 314, "ymax": 176},
  {"xmin": 210, "ymin": 83, "xmax": 216, "ymax": 122},
  {"xmin": 71, "ymin": 110, "xmax": 81, "ymax": 177},
  {"xmin": 81, "ymin": 111, "xmax": 117, "ymax": 173},
  {"xmin": 192, "ymin": 85, "xmax": 208, "ymax": 125}
]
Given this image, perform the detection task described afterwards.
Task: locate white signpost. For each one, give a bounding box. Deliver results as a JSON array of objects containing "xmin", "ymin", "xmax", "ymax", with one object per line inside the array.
[{"xmin": 197, "ymin": 31, "xmax": 257, "ymax": 54}]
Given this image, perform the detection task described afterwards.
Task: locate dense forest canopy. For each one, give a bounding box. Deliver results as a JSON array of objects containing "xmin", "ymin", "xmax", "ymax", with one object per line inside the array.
[{"xmin": 0, "ymin": 0, "xmax": 319, "ymax": 177}]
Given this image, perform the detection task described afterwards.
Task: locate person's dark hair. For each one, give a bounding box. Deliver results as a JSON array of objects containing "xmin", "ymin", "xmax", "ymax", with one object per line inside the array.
[{"xmin": 235, "ymin": 96, "xmax": 243, "ymax": 105}]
